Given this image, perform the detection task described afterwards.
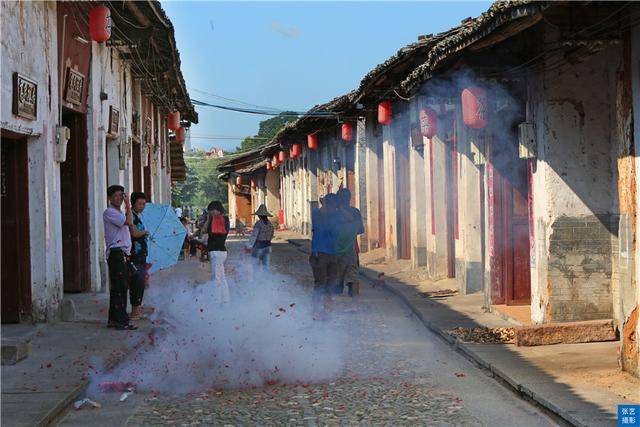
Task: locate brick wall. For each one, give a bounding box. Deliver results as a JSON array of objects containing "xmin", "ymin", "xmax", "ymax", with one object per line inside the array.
[{"xmin": 547, "ymin": 215, "xmax": 617, "ymax": 321}]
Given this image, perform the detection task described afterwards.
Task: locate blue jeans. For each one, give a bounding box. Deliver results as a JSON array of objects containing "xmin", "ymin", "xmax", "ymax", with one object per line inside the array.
[{"xmin": 251, "ymin": 246, "xmax": 271, "ymax": 270}]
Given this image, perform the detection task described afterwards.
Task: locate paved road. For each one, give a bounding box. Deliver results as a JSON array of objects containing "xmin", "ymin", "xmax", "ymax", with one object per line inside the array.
[{"xmin": 58, "ymin": 238, "xmax": 556, "ymax": 426}]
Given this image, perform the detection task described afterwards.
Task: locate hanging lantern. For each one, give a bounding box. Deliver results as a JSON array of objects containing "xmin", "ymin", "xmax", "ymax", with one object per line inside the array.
[
  {"xmin": 291, "ymin": 143, "xmax": 301, "ymax": 158},
  {"xmin": 419, "ymin": 108, "xmax": 438, "ymax": 138},
  {"xmin": 378, "ymin": 101, "xmax": 392, "ymax": 125},
  {"xmin": 89, "ymin": 5, "xmax": 111, "ymax": 43},
  {"xmin": 174, "ymin": 127, "xmax": 186, "ymax": 143},
  {"xmin": 236, "ymin": 176, "xmax": 242, "ymax": 186},
  {"xmin": 251, "ymin": 178, "xmax": 256, "ymax": 188},
  {"xmin": 278, "ymin": 150, "xmax": 287, "ymax": 163},
  {"xmin": 461, "ymin": 87, "xmax": 488, "ymax": 129},
  {"xmin": 341, "ymin": 123, "xmax": 353, "ymax": 142},
  {"xmin": 307, "ymin": 134, "xmax": 318, "ymax": 150},
  {"xmin": 167, "ymin": 111, "xmax": 180, "ymax": 131}
]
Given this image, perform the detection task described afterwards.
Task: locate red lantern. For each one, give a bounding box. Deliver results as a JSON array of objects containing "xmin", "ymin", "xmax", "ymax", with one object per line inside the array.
[
  {"xmin": 89, "ymin": 6, "xmax": 111, "ymax": 43},
  {"xmin": 341, "ymin": 123, "xmax": 353, "ymax": 142},
  {"xmin": 419, "ymin": 108, "xmax": 438, "ymax": 138},
  {"xmin": 291, "ymin": 143, "xmax": 301, "ymax": 158},
  {"xmin": 251, "ymin": 178, "xmax": 256, "ymax": 188},
  {"xmin": 236, "ymin": 176, "xmax": 242, "ymax": 186},
  {"xmin": 461, "ymin": 87, "xmax": 488, "ymax": 129},
  {"xmin": 378, "ymin": 101, "xmax": 392, "ymax": 125},
  {"xmin": 278, "ymin": 150, "xmax": 287, "ymax": 163},
  {"xmin": 272, "ymin": 155, "xmax": 278, "ymax": 167},
  {"xmin": 307, "ymin": 134, "xmax": 318, "ymax": 150},
  {"xmin": 167, "ymin": 111, "xmax": 180, "ymax": 131},
  {"xmin": 175, "ymin": 127, "xmax": 186, "ymax": 142}
]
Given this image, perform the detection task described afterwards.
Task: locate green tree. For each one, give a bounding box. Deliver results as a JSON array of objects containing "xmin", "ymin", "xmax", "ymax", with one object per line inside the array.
[
  {"xmin": 238, "ymin": 111, "xmax": 298, "ymax": 152},
  {"xmin": 171, "ymin": 152, "xmax": 228, "ymax": 213}
]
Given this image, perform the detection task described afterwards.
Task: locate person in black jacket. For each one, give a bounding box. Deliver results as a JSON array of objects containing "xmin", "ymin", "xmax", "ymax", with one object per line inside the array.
[
  {"xmin": 204, "ymin": 200, "xmax": 230, "ymax": 303},
  {"xmin": 128, "ymin": 192, "xmax": 149, "ymax": 320}
]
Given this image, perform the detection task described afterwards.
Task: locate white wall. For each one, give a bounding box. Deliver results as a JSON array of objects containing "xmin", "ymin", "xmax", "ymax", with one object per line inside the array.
[{"xmin": 1, "ymin": 1, "xmax": 63, "ymax": 321}]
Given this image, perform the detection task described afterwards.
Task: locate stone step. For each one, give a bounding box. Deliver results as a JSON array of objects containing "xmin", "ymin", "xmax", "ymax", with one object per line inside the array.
[{"xmin": 515, "ymin": 319, "xmax": 617, "ymax": 346}]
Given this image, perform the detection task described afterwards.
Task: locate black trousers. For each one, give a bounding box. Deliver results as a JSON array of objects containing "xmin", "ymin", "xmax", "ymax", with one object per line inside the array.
[
  {"xmin": 130, "ymin": 255, "xmax": 146, "ymax": 307},
  {"xmin": 108, "ymin": 249, "xmax": 130, "ymax": 326}
]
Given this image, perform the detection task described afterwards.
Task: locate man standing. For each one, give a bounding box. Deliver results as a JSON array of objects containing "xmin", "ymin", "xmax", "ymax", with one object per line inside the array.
[
  {"xmin": 103, "ymin": 185, "xmax": 137, "ymax": 330},
  {"xmin": 335, "ymin": 188, "xmax": 365, "ymax": 302},
  {"xmin": 310, "ymin": 193, "xmax": 339, "ymax": 319},
  {"xmin": 128, "ymin": 192, "xmax": 149, "ymax": 320}
]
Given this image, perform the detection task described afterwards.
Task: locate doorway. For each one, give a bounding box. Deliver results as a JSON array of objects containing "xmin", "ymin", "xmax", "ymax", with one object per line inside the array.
[
  {"xmin": 1, "ymin": 135, "xmax": 32, "ymax": 323},
  {"xmin": 444, "ymin": 112, "xmax": 457, "ymax": 278},
  {"xmin": 490, "ymin": 130, "xmax": 531, "ymax": 305},
  {"xmin": 61, "ymin": 110, "xmax": 90, "ymax": 292},
  {"xmin": 133, "ymin": 142, "xmax": 142, "ymax": 192}
]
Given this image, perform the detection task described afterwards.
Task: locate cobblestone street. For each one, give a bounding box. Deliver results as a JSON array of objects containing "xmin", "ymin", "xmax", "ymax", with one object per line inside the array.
[{"xmin": 59, "ymin": 237, "xmax": 554, "ymax": 426}]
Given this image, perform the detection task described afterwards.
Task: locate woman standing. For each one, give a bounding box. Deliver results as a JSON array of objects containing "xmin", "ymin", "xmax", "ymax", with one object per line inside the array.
[{"xmin": 204, "ymin": 201, "xmax": 230, "ymax": 303}]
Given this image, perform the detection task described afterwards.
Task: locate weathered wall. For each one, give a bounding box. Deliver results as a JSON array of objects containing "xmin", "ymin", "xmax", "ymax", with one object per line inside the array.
[
  {"xmin": 623, "ymin": 23, "xmax": 640, "ymax": 377},
  {"xmin": 87, "ymin": 44, "xmax": 135, "ymax": 292},
  {"xmin": 364, "ymin": 115, "xmax": 383, "ymax": 249},
  {"xmin": 457, "ymin": 114, "xmax": 484, "ymax": 294},
  {"xmin": 530, "ymin": 27, "xmax": 620, "ymax": 323},
  {"xmin": 382, "ymin": 125, "xmax": 398, "ymax": 259},
  {"xmin": 1, "ymin": 1, "xmax": 63, "ymax": 320},
  {"xmin": 265, "ymin": 168, "xmax": 280, "ymax": 214}
]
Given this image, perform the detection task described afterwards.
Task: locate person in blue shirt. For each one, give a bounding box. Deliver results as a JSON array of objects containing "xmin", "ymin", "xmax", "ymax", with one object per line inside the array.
[{"xmin": 309, "ymin": 193, "xmax": 339, "ymax": 319}]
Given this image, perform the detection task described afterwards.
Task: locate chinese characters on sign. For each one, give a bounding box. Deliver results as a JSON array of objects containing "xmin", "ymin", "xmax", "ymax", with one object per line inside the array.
[
  {"xmin": 619, "ymin": 405, "xmax": 640, "ymax": 427},
  {"xmin": 12, "ymin": 73, "xmax": 37, "ymax": 120},
  {"xmin": 64, "ymin": 68, "xmax": 85, "ymax": 106}
]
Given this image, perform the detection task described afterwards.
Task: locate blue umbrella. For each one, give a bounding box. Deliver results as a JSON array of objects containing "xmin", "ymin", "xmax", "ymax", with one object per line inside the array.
[{"xmin": 140, "ymin": 203, "xmax": 187, "ymax": 274}]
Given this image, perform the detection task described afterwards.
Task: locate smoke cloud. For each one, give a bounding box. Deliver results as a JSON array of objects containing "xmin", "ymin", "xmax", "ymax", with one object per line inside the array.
[{"xmin": 91, "ymin": 257, "xmax": 347, "ymax": 394}]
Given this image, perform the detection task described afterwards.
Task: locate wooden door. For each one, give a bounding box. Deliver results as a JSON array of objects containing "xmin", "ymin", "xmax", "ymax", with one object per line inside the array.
[
  {"xmin": 1, "ymin": 136, "xmax": 32, "ymax": 322},
  {"xmin": 61, "ymin": 111, "xmax": 90, "ymax": 292},
  {"xmin": 236, "ymin": 194, "xmax": 252, "ymax": 228},
  {"xmin": 377, "ymin": 140, "xmax": 386, "ymax": 248},
  {"xmin": 490, "ymin": 137, "xmax": 531, "ymax": 305},
  {"xmin": 144, "ymin": 163, "xmax": 152, "ymax": 201},
  {"xmin": 397, "ymin": 143, "xmax": 411, "ymax": 260},
  {"xmin": 133, "ymin": 142, "xmax": 142, "ymax": 192},
  {"xmin": 444, "ymin": 127, "xmax": 456, "ymax": 278}
]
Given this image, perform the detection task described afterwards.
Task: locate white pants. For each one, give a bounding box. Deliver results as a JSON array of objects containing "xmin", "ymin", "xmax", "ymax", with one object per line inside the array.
[{"xmin": 209, "ymin": 251, "xmax": 229, "ymax": 303}]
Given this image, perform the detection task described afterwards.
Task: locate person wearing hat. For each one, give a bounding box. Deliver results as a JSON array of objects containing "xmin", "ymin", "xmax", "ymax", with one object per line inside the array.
[
  {"xmin": 103, "ymin": 185, "xmax": 137, "ymax": 330},
  {"xmin": 245, "ymin": 204, "xmax": 275, "ymax": 270},
  {"xmin": 204, "ymin": 200, "xmax": 231, "ymax": 303}
]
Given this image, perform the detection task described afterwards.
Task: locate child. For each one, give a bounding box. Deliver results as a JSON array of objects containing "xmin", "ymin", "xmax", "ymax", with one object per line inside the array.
[
  {"xmin": 246, "ymin": 204, "xmax": 274, "ymax": 271},
  {"xmin": 204, "ymin": 201, "xmax": 230, "ymax": 303}
]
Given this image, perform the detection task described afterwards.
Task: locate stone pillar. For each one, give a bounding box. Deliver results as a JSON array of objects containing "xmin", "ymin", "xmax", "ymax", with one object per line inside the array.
[
  {"xmin": 409, "ymin": 101, "xmax": 427, "ymax": 267},
  {"xmin": 355, "ymin": 117, "xmax": 369, "ymax": 252},
  {"xmin": 382, "ymin": 125, "xmax": 397, "ymax": 259}
]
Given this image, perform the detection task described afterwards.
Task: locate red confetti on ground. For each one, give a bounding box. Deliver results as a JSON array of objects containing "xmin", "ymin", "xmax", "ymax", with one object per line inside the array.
[
  {"xmin": 289, "ymin": 303, "xmax": 296, "ymax": 308},
  {"xmin": 200, "ymin": 308, "xmax": 204, "ymax": 313},
  {"xmin": 278, "ymin": 307, "xmax": 286, "ymax": 312},
  {"xmin": 46, "ymin": 363, "xmax": 52, "ymax": 368},
  {"xmin": 454, "ymin": 372, "xmax": 466, "ymax": 377}
]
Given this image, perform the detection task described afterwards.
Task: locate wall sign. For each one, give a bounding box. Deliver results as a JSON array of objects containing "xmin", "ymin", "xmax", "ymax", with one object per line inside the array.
[
  {"xmin": 64, "ymin": 68, "xmax": 85, "ymax": 106},
  {"xmin": 12, "ymin": 73, "xmax": 37, "ymax": 120},
  {"xmin": 108, "ymin": 106, "xmax": 120, "ymax": 137}
]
